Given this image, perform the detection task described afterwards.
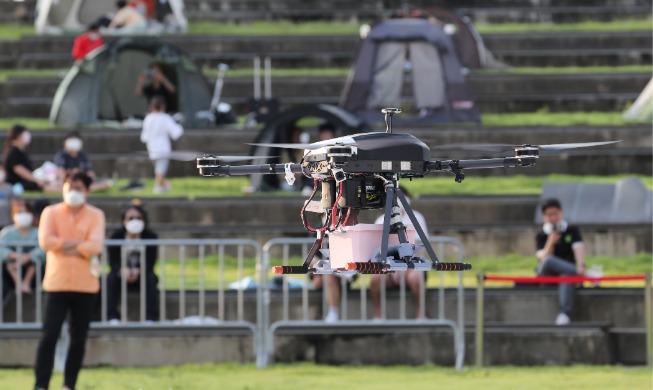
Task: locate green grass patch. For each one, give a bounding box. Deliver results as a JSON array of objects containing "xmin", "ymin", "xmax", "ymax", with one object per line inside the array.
[
  {"xmin": 475, "ymin": 17, "xmax": 653, "ymax": 34},
  {"xmin": 188, "ymin": 21, "xmax": 362, "ymax": 36},
  {"xmin": 0, "ymin": 68, "xmax": 66, "ymax": 82},
  {"xmin": 481, "ymin": 111, "xmax": 632, "ymax": 126},
  {"xmin": 205, "ymin": 67, "xmax": 351, "ymax": 78},
  {"xmin": 0, "ymin": 23, "xmax": 34, "ymax": 40},
  {"xmin": 21, "ymin": 175, "xmax": 652, "ymax": 200},
  {"xmin": 477, "ymin": 65, "xmax": 652, "ymax": 75},
  {"xmin": 1, "ymin": 363, "xmax": 650, "ymax": 390},
  {"xmin": 0, "ymin": 117, "xmax": 54, "ymax": 130}
]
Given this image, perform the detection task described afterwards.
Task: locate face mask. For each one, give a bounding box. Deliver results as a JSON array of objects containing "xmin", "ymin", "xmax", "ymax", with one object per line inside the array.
[
  {"xmin": 543, "ymin": 220, "xmax": 568, "ymax": 235},
  {"xmin": 14, "ymin": 212, "xmax": 33, "ymax": 228},
  {"xmin": 64, "ymin": 190, "xmax": 86, "ymax": 206},
  {"xmin": 125, "ymin": 219, "xmax": 145, "ymax": 235},
  {"xmin": 64, "ymin": 138, "xmax": 83, "ymax": 153},
  {"xmin": 88, "ymin": 32, "xmax": 100, "ymax": 40},
  {"xmin": 20, "ymin": 131, "xmax": 31, "ymax": 146}
]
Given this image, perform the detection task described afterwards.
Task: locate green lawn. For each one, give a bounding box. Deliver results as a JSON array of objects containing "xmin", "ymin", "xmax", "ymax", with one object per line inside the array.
[
  {"xmin": 21, "ymin": 175, "xmax": 653, "ymax": 200},
  {"xmin": 480, "ymin": 111, "xmax": 635, "ymax": 126},
  {"xmin": 475, "ymin": 18, "xmax": 653, "ymax": 34},
  {"xmin": 0, "ymin": 364, "xmax": 650, "ymax": 390},
  {"xmin": 1, "ymin": 18, "xmax": 651, "ymax": 41}
]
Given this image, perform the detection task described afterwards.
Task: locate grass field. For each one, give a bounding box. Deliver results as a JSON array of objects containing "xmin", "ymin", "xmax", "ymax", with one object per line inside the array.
[
  {"xmin": 21, "ymin": 174, "xmax": 650, "ymax": 200},
  {"xmin": 0, "ymin": 364, "xmax": 650, "ymax": 390}
]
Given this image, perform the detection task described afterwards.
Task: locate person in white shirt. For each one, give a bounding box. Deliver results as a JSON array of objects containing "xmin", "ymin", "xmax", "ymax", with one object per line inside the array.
[
  {"xmin": 371, "ymin": 187, "xmax": 429, "ymax": 320},
  {"xmin": 140, "ymin": 96, "xmax": 183, "ymax": 194},
  {"xmin": 109, "ymin": 0, "xmax": 147, "ymax": 33}
]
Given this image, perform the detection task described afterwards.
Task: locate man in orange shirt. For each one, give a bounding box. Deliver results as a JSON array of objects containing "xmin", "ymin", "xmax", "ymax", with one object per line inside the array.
[{"xmin": 34, "ymin": 172, "xmax": 105, "ymax": 390}]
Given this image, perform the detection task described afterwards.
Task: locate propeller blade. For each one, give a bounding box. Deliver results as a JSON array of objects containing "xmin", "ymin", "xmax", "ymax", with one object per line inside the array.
[
  {"xmin": 432, "ymin": 140, "xmax": 621, "ymax": 155},
  {"xmin": 248, "ymin": 143, "xmax": 317, "ymax": 150},
  {"xmin": 200, "ymin": 155, "xmax": 279, "ymax": 163},
  {"xmin": 539, "ymin": 140, "xmax": 621, "ymax": 151},
  {"xmin": 137, "ymin": 151, "xmax": 277, "ymax": 162}
]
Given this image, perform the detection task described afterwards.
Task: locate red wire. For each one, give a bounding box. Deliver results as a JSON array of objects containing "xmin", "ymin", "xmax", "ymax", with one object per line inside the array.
[
  {"xmin": 301, "ymin": 179, "xmax": 319, "ymax": 232},
  {"xmin": 484, "ymin": 275, "xmax": 646, "ymax": 284},
  {"xmin": 331, "ymin": 181, "xmax": 343, "ymax": 229}
]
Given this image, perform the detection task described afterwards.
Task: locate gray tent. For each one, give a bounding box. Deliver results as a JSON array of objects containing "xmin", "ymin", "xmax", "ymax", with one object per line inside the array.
[
  {"xmin": 340, "ymin": 18, "xmax": 481, "ymax": 125},
  {"xmin": 50, "ymin": 38, "xmax": 212, "ymax": 128}
]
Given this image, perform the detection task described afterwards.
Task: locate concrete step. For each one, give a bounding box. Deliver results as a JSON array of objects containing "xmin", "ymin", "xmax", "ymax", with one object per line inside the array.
[
  {"xmin": 5, "ymin": 30, "xmax": 651, "ymax": 69},
  {"xmin": 2, "ymin": 288, "xmax": 646, "ymax": 329}
]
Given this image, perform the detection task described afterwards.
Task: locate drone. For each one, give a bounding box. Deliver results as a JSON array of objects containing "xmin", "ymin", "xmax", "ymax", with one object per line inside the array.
[{"xmin": 197, "ymin": 108, "xmax": 618, "ymax": 276}]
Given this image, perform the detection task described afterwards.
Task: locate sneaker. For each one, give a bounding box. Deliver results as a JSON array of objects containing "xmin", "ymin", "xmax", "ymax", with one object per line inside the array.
[
  {"xmin": 154, "ymin": 182, "xmax": 172, "ymax": 194},
  {"xmin": 324, "ymin": 311, "xmax": 339, "ymax": 323},
  {"xmin": 120, "ymin": 180, "xmax": 144, "ymax": 192},
  {"xmin": 107, "ymin": 318, "xmax": 121, "ymax": 326},
  {"xmin": 555, "ymin": 313, "xmax": 570, "ymax": 326}
]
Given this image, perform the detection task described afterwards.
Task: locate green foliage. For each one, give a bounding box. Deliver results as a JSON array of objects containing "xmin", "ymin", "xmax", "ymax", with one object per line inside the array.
[
  {"xmin": 476, "ymin": 65, "xmax": 652, "ymax": 75},
  {"xmin": 0, "ymin": 364, "xmax": 650, "ymax": 389},
  {"xmin": 0, "ymin": 117, "xmax": 54, "ymax": 130}
]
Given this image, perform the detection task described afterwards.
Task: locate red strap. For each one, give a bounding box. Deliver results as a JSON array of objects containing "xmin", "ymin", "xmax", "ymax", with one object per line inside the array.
[{"xmin": 484, "ymin": 275, "xmax": 646, "ymax": 284}]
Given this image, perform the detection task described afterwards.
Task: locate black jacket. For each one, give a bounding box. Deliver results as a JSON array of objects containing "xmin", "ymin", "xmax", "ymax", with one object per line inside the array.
[{"xmin": 108, "ymin": 228, "xmax": 158, "ymax": 274}]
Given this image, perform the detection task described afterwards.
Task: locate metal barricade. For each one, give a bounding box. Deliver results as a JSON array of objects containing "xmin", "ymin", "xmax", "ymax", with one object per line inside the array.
[
  {"xmin": 260, "ymin": 236, "xmax": 467, "ymax": 369},
  {"xmin": 1, "ymin": 239, "xmax": 262, "ymax": 358},
  {"xmin": 0, "ymin": 240, "xmax": 44, "ymax": 325}
]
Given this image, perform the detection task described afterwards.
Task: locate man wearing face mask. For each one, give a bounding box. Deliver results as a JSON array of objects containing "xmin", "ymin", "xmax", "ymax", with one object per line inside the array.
[
  {"xmin": 106, "ymin": 203, "xmax": 159, "ymax": 323},
  {"xmin": 536, "ymin": 198, "xmax": 585, "ymax": 326},
  {"xmin": 34, "ymin": 172, "xmax": 105, "ymax": 390}
]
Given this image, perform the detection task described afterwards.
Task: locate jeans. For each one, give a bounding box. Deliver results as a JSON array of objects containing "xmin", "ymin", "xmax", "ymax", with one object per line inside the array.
[
  {"xmin": 34, "ymin": 292, "xmax": 97, "ymax": 390},
  {"xmin": 106, "ymin": 270, "xmax": 159, "ymax": 321},
  {"xmin": 538, "ymin": 255, "xmax": 577, "ymax": 316}
]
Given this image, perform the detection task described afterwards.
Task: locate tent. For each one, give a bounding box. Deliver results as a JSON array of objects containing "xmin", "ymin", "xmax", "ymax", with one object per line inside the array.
[
  {"xmin": 50, "ymin": 38, "xmax": 212, "ymax": 128},
  {"xmin": 249, "ymin": 104, "xmax": 370, "ymax": 190},
  {"xmin": 340, "ymin": 18, "xmax": 481, "ymax": 125},
  {"xmin": 623, "ymin": 77, "xmax": 653, "ymax": 123},
  {"xmin": 35, "ymin": 0, "xmax": 187, "ymax": 35}
]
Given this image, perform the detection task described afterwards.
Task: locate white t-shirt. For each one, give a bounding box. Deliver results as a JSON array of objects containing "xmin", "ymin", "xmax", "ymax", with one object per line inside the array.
[{"xmin": 140, "ymin": 112, "xmax": 184, "ymax": 160}]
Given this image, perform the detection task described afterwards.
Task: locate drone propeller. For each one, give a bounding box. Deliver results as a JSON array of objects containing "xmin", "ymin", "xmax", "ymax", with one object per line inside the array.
[
  {"xmin": 431, "ymin": 140, "xmax": 620, "ymax": 154},
  {"xmin": 137, "ymin": 151, "xmax": 277, "ymax": 162},
  {"xmin": 249, "ymin": 137, "xmax": 358, "ymax": 151}
]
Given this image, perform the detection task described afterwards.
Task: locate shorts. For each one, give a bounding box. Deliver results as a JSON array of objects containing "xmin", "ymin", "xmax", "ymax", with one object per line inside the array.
[{"xmin": 152, "ymin": 159, "xmax": 169, "ymax": 176}]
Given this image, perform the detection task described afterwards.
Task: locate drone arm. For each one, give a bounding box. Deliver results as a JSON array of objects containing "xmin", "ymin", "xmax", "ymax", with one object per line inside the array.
[
  {"xmin": 427, "ymin": 157, "xmax": 535, "ymax": 172},
  {"xmin": 199, "ymin": 163, "xmax": 303, "ymax": 177}
]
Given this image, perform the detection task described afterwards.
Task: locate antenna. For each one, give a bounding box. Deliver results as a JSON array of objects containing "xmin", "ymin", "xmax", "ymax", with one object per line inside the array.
[{"xmin": 381, "ymin": 108, "xmax": 401, "ymax": 133}]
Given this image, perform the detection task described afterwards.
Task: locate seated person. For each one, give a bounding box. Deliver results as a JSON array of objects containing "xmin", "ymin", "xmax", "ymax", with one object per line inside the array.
[
  {"xmin": 536, "ymin": 198, "xmax": 585, "ymax": 326},
  {"xmin": 109, "ymin": 0, "xmax": 147, "ymax": 32},
  {"xmin": 371, "ymin": 187, "xmax": 429, "ymax": 319},
  {"xmin": 0, "ymin": 200, "xmax": 45, "ymax": 295},
  {"xmin": 135, "ymin": 62, "xmax": 178, "ymax": 114},
  {"xmin": 107, "ymin": 203, "xmax": 159, "ymax": 322},
  {"xmin": 0, "ymin": 166, "xmax": 14, "ymax": 230},
  {"xmin": 3, "ymin": 124, "xmax": 58, "ymax": 193},
  {"xmin": 53, "ymin": 131, "xmax": 111, "ymax": 192},
  {"xmin": 71, "ymin": 22, "xmax": 104, "ymax": 62}
]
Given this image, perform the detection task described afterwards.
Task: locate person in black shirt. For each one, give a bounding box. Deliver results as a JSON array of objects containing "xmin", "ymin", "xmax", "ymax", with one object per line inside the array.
[
  {"xmin": 535, "ymin": 198, "xmax": 586, "ymax": 325},
  {"xmin": 106, "ymin": 203, "xmax": 159, "ymax": 323},
  {"xmin": 135, "ymin": 62, "xmax": 178, "ymax": 114},
  {"xmin": 3, "ymin": 124, "xmax": 59, "ymax": 193}
]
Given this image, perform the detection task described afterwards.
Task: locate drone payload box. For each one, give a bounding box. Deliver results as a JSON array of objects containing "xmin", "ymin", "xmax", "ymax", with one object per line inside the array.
[{"xmin": 328, "ymin": 224, "xmax": 416, "ymax": 269}]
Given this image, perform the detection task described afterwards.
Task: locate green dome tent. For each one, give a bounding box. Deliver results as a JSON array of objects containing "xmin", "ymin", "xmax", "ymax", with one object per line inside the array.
[{"xmin": 50, "ymin": 38, "xmax": 212, "ymax": 128}]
